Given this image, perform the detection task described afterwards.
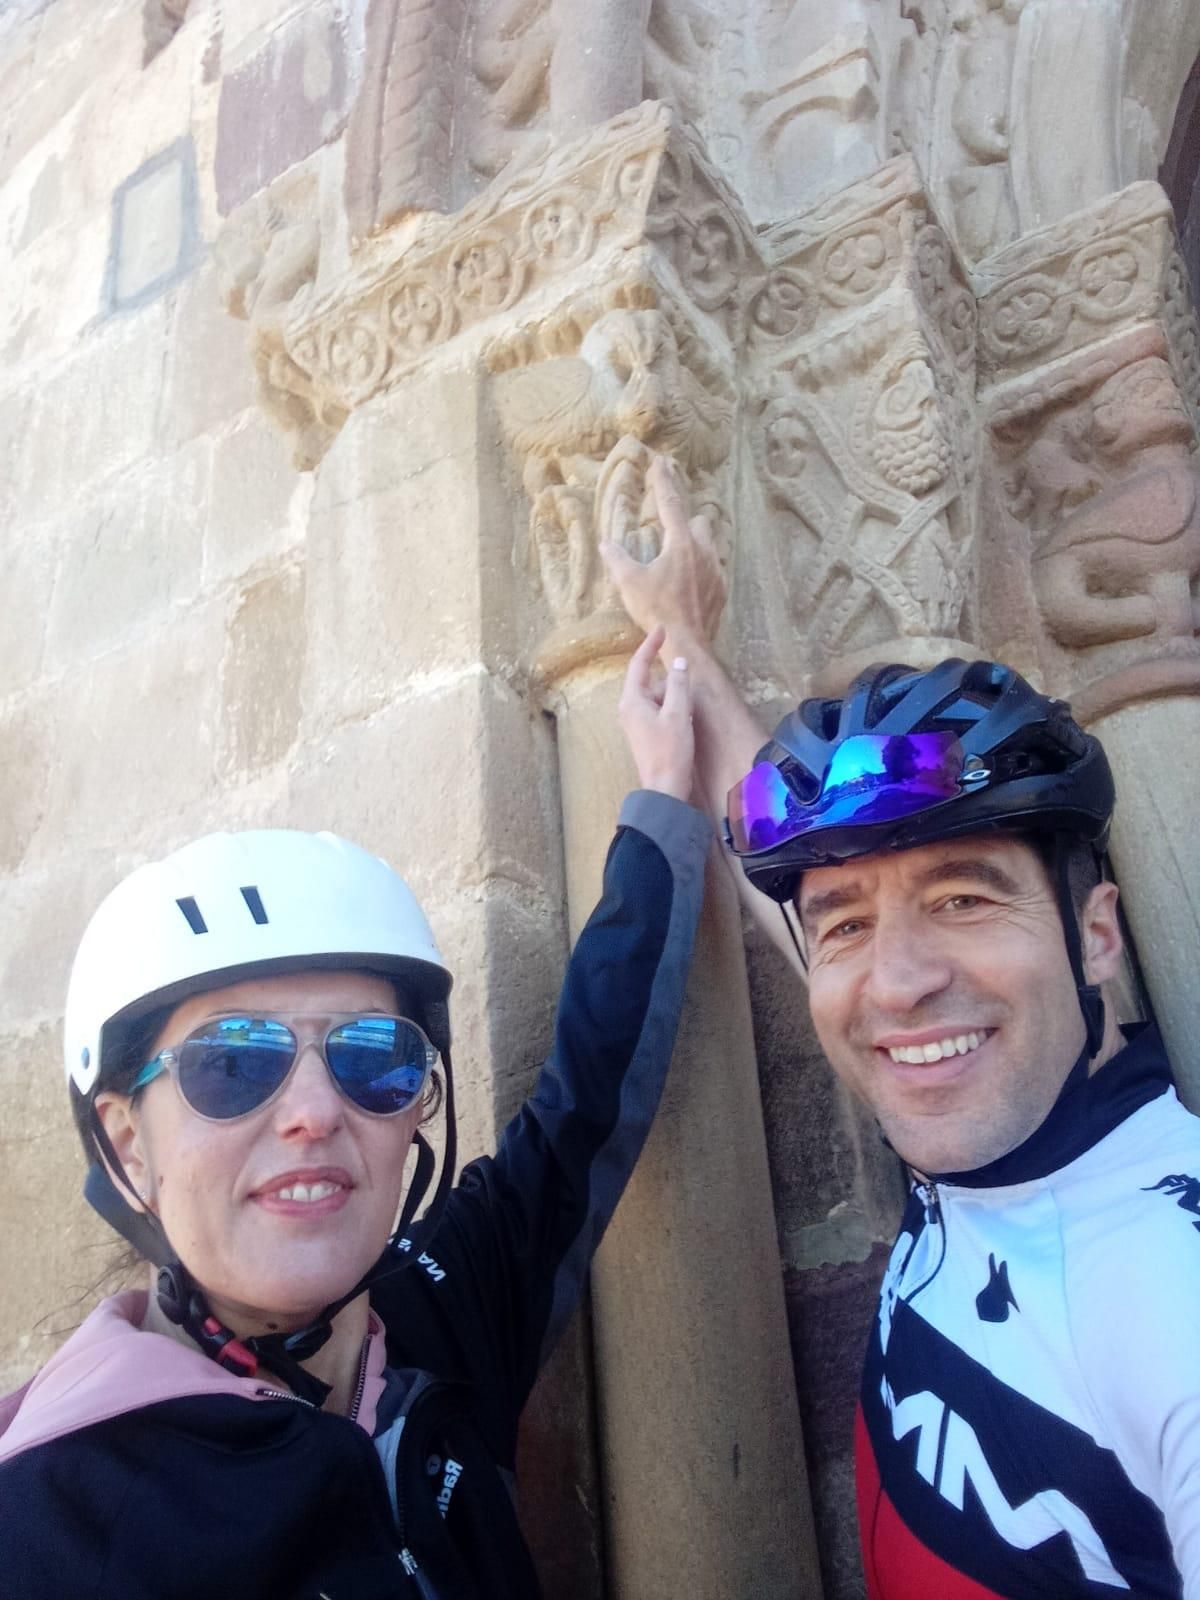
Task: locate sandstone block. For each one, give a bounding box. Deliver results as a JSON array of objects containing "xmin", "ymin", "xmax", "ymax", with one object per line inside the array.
[
  {"xmin": 0, "ymin": 848, "xmax": 119, "ymax": 1039},
  {"xmin": 0, "ymin": 526, "xmax": 54, "ymax": 695},
  {"xmin": 205, "ymin": 414, "xmax": 302, "ymax": 584},
  {"xmin": 218, "ymin": 561, "xmax": 305, "ymax": 779},
  {"xmin": 42, "ymin": 441, "xmax": 208, "ymax": 672},
  {"xmin": 287, "ymin": 672, "xmax": 559, "ymax": 919},
  {"xmin": 20, "ymin": 300, "xmax": 171, "ymax": 520},
  {"xmin": 0, "ymin": 698, "xmax": 51, "ymax": 876},
  {"xmin": 305, "ymin": 372, "xmax": 520, "ymax": 730},
  {"xmin": 32, "ymin": 606, "xmax": 222, "ymax": 863},
  {"xmin": 105, "ymin": 137, "xmax": 201, "ymax": 311},
  {"xmin": 162, "ymin": 261, "xmax": 258, "ymax": 446},
  {"xmin": 0, "ymin": 1025, "xmax": 116, "ymax": 1393},
  {"xmin": 214, "ymin": 6, "xmax": 348, "ymax": 215}
]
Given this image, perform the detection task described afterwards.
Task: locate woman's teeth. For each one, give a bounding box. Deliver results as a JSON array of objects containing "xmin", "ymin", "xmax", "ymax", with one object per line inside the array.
[
  {"xmin": 888, "ymin": 1031, "xmax": 987, "ymax": 1065},
  {"xmin": 274, "ymin": 1181, "xmax": 341, "ymax": 1203}
]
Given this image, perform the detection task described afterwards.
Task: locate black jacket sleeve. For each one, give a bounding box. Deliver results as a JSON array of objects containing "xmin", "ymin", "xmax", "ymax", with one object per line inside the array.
[{"xmin": 375, "ymin": 791, "xmax": 711, "ymax": 1446}]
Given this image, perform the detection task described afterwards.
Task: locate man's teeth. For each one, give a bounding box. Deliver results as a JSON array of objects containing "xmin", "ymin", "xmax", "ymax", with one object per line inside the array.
[
  {"xmin": 888, "ymin": 1032, "xmax": 986, "ymax": 1065},
  {"xmin": 274, "ymin": 1181, "xmax": 341, "ymax": 1202}
]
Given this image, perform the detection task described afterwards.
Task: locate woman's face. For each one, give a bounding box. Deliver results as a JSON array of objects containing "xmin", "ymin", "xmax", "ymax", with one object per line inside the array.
[{"xmin": 97, "ymin": 969, "xmax": 422, "ymax": 1333}]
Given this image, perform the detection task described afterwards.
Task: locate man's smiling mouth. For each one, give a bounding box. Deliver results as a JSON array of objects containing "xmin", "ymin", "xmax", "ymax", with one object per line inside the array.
[{"xmin": 884, "ymin": 1029, "xmax": 995, "ymax": 1065}]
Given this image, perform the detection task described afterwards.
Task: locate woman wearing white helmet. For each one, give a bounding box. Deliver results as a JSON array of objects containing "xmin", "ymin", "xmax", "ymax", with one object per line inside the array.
[{"xmin": 0, "ymin": 631, "xmax": 707, "ymax": 1599}]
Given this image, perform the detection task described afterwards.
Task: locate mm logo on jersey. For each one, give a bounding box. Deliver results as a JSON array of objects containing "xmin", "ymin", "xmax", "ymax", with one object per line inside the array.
[{"xmin": 880, "ymin": 1379, "xmax": 1129, "ymax": 1590}]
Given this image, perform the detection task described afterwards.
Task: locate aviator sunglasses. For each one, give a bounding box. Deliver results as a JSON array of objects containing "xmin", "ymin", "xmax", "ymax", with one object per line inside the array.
[{"xmin": 130, "ymin": 1014, "xmax": 437, "ymax": 1121}]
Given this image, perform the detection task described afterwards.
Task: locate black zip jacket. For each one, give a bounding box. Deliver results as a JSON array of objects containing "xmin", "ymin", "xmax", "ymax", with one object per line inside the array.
[{"xmin": 0, "ymin": 791, "xmax": 712, "ymax": 1600}]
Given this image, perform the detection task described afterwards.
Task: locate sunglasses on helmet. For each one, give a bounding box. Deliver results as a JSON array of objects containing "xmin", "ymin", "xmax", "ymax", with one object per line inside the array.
[
  {"xmin": 130, "ymin": 1014, "xmax": 436, "ymax": 1122},
  {"xmin": 726, "ymin": 731, "xmax": 981, "ymax": 856}
]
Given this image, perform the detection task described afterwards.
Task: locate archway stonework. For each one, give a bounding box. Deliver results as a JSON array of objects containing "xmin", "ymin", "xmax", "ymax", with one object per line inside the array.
[{"xmin": 215, "ymin": 4, "xmax": 1200, "ymax": 1595}]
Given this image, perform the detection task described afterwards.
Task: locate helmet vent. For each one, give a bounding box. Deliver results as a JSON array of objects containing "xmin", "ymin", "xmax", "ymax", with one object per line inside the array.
[
  {"xmin": 240, "ymin": 885, "xmax": 269, "ymax": 925},
  {"xmin": 175, "ymin": 897, "xmax": 208, "ymax": 935}
]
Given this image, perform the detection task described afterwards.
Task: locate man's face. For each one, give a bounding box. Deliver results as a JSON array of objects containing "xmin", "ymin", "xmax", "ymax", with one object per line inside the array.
[{"xmin": 799, "ymin": 834, "xmax": 1114, "ymax": 1176}]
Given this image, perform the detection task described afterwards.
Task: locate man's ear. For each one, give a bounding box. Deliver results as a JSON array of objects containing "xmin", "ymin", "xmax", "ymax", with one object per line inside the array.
[
  {"xmin": 1081, "ymin": 880, "xmax": 1123, "ymax": 986},
  {"xmin": 93, "ymin": 1093, "xmax": 152, "ymax": 1211}
]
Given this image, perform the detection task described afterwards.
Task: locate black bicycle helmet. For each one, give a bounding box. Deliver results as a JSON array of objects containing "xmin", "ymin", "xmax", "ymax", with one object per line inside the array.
[
  {"xmin": 725, "ymin": 657, "xmax": 1116, "ymax": 1056},
  {"xmin": 727, "ymin": 658, "xmax": 1112, "ymax": 900}
]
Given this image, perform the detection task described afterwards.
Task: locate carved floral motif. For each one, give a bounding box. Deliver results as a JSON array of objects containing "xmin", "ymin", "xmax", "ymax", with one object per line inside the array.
[{"xmin": 976, "ymin": 184, "xmax": 1184, "ymax": 383}]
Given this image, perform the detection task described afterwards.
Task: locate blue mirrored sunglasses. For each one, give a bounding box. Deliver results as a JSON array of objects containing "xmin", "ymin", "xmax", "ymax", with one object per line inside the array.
[
  {"xmin": 726, "ymin": 732, "xmax": 974, "ymax": 856},
  {"xmin": 131, "ymin": 1014, "xmax": 436, "ymax": 1121}
]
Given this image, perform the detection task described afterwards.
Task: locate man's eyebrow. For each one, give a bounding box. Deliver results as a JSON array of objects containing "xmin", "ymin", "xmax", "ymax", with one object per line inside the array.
[
  {"xmin": 798, "ymin": 881, "xmax": 867, "ymax": 930},
  {"xmin": 912, "ymin": 857, "xmax": 1024, "ymax": 896},
  {"xmin": 798, "ymin": 855, "xmax": 1024, "ymax": 930}
]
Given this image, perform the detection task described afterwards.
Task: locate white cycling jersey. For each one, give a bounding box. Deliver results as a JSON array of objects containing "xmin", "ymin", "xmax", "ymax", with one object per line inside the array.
[{"xmin": 858, "ymin": 1027, "xmax": 1200, "ymax": 1599}]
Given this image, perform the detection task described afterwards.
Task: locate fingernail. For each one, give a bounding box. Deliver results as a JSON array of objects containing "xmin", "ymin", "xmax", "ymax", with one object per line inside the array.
[{"xmin": 672, "ymin": 656, "xmax": 688, "ymax": 672}]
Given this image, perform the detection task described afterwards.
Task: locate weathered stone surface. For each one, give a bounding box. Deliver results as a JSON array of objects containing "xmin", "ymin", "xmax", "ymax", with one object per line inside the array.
[
  {"xmin": 0, "ymin": 1025, "xmax": 119, "ymax": 1394},
  {"xmin": 162, "ymin": 261, "xmax": 259, "ymax": 447},
  {"xmin": 19, "ymin": 300, "xmax": 171, "ymax": 521},
  {"xmin": 219, "ymin": 561, "xmax": 306, "ymax": 778},
  {"xmin": 0, "ymin": 525, "xmax": 53, "ymax": 693},
  {"xmin": 288, "ymin": 673, "xmax": 559, "ymax": 916},
  {"xmin": 1097, "ymin": 696, "xmax": 1200, "ymax": 1104},
  {"xmin": 205, "ymin": 413, "xmax": 303, "ymax": 582},
  {"xmin": 32, "ymin": 607, "xmax": 223, "ymax": 864},
  {"xmin": 214, "ymin": 7, "xmax": 348, "ymax": 214},
  {"xmin": 303, "ymin": 371, "xmax": 521, "ymax": 728},
  {"xmin": 105, "ymin": 137, "xmax": 201, "ymax": 310},
  {"xmin": 42, "ymin": 443, "xmax": 208, "ymax": 672},
  {"xmin": 0, "ymin": 698, "xmax": 51, "ymax": 877}
]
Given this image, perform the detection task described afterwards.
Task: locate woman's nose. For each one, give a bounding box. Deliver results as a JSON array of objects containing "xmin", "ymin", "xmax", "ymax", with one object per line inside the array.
[{"xmin": 272, "ymin": 1042, "xmax": 344, "ymax": 1139}]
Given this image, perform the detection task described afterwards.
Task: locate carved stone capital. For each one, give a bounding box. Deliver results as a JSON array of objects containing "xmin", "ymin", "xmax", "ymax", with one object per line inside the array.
[
  {"xmin": 217, "ymin": 103, "xmax": 761, "ymax": 472},
  {"xmin": 745, "ymin": 157, "xmax": 980, "ymax": 675},
  {"xmin": 986, "ymin": 323, "xmax": 1200, "ymax": 721},
  {"xmin": 489, "ymin": 284, "xmax": 736, "ymax": 687}
]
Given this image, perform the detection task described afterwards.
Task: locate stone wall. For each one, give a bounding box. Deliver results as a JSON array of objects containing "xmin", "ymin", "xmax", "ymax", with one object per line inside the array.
[{"xmin": 3, "ymin": 3, "xmax": 1200, "ymax": 1598}]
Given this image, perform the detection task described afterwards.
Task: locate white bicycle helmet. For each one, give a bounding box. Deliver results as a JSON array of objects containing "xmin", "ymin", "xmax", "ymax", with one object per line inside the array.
[{"xmin": 66, "ymin": 828, "xmax": 452, "ymax": 1096}]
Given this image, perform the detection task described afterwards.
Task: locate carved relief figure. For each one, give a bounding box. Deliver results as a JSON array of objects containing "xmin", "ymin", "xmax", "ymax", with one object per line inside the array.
[
  {"xmin": 345, "ymin": 0, "xmax": 468, "ymax": 237},
  {"xmin": 1010, "ymin": 356, "xmax": 1200, "ymax": 652},
  {"xmin": 469, "ymin": 0, "xmax": 710, "ymax": 178},
  {"xmin": 215, "ymin": 184, "xmax": 340, "ymax": 470},
  {"xmin": 753, "ymin": 328, "xmax": 972, "ymax": 664},
  {"xmin": 941, "ymin": 0, "xmax": 1025, "ymax": 263},
  {"xmin": 745, "ymin": 2, "xmax": 911, "ymax": 218},
  {"xmin": 492, "ymin": 304, "xmax": 733, "ymax": 622}
]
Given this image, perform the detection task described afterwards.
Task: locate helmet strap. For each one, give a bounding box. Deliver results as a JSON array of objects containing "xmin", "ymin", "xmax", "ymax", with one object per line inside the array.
[{"xmin": 1052, "ymin": 835, "xmax": 1106, "ymax": 1061}]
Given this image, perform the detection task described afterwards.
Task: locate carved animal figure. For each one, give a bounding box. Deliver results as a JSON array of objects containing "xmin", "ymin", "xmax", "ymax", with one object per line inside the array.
[
  {"xmin": 492, "ymin": 308, "xmax": 730, "ymax": 469},
  {"xmin": 1030, "ymin": 359, "xmax": 1200, "ymax": 649}
]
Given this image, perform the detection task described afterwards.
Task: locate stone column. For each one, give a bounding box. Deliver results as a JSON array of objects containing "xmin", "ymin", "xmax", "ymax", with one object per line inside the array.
[
  {"xmin": 486, "ymin": 117, "xmax": 823, "ymax": 1596},
  {"xmin": 977, "ymin": 182, "xmax": 1200, "ymax": 1097},
  {"xmin": 496, "ymin": 423, "xmax": 822, "ymax": 1598}
]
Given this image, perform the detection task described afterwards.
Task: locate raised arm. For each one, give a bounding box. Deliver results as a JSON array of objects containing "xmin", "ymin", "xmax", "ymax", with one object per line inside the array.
[{"xmin": 601, "ymin": 457, "xmax": 804, "ymax": 973}]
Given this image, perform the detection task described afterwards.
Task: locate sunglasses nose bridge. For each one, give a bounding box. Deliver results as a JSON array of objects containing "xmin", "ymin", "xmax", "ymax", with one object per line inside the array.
[{"xmin": 273, "ymin": 1034, "xmax": 344, "ymax": 1118}]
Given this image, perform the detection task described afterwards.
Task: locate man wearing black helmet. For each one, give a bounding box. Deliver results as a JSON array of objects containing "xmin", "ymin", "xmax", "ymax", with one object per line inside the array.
[{"xmin": 604, "ymin": 459, "xmax": 1200, "ymax": 1600}]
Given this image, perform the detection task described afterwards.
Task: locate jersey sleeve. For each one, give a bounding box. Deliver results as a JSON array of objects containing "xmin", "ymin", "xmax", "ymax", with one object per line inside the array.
[
  {"xmin": 375, "ymin": 790, "xmax": 712, "ymax": 1433},
  {"xmin": 1068, "ymin": 1198, "xmax": 1200, "ymax": 1595}
]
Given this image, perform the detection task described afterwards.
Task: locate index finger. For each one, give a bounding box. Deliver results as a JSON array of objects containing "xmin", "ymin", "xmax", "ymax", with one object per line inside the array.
[{"xmin": 647, "ymin": 456, "xmax": 692, "ymax": 549}]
